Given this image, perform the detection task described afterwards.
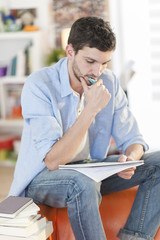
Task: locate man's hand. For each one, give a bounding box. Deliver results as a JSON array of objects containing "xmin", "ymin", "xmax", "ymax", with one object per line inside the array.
[
  {"xmin": 117, "ymin": 155, "xmax": 136, "ymax": 180},
  {"xmin": 81, "ymin": 77, "xmax": 111, "ymax": 115}
]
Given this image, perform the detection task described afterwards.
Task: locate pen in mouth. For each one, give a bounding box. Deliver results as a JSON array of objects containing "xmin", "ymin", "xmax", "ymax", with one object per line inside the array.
[
  {"xmin": 89, "ymin": 77, "xmax": 97, "ymax": 84},
  {"xmin": 80, "ymin": 76, "xmax": 97, "ymax": 85}
]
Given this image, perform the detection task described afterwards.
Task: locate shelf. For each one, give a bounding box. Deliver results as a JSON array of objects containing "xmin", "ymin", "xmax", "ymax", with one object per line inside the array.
[
  {"xmin": 0, "ymin": 76, "xmax": 27, "ymax": 84},
  {"xmin": 0, "ymin": 31, "xmax": 42, "ymax": 67},
  {"xmin": 0, "ymin": 119, "xmax": 24, "ymax": 128},
  {"xmin": 9, "ymin": 0, "xmax": 48, "ymax": 10},
  {"xmin": 0, "ymin": 160, "xmax": 16, "ymax": 168},
  {"xmin": 0, "ymin": 31, "xmax": 41, "ymax": 40}
]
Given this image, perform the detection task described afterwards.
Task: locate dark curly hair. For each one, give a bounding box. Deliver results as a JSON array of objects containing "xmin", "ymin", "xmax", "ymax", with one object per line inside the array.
[{"xmin": 68, "ymin": 16, "xmax": 116, "ymax": 54}]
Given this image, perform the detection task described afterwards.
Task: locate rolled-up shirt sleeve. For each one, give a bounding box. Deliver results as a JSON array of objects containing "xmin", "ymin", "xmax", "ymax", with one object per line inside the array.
[{"xmin": 21, "ymin": 75, "xmax": 63, "ymax": 161}]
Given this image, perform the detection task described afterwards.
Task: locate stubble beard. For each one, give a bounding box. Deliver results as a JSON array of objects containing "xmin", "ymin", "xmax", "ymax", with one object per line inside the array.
[
  {"xmin": 72, "ymin": 58, "xmax": 92, "ymax": 86},
  {"xmin": 72, "ymin": 58, "xmax": 82, "ymax": 83}
]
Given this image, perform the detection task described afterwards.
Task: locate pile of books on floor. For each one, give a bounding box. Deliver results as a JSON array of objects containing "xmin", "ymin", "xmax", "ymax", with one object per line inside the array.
[{"xmin": 0, "ymin": 196, "xmax": 53, "ymax": 240}]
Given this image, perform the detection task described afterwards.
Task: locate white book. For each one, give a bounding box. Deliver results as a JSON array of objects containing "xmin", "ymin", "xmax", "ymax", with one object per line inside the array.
[
  {"xmin": 59, "ymin": 160, "xmax": 144, "ymax": 182},
  {"xmin": 16, "ymin": 50, "xmax": 26, "ymax": 76},
  {"xmin": 17, "ymin": 202, "xmax": 40, "ymax": 218},
  {"xmin": 0, "ymin": 217, "xmax": 46, "ymax": 237},
  {"xmin": 0, "ymin": 221, "xmax": 53, "ymax": 240},
  {"xmin": 0, "ymin": 214, "xmax": 41, "ymax": 227},
  {"xmin": 0, "ymin": 196, "xmax": 33, "ymax": 219}
]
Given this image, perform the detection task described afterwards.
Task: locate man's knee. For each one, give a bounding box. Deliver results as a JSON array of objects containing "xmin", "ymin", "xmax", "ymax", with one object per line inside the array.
[
  {"xmin": 66, "ymin": 173, "xmax": 102, "ymax": 205},
  {"xmin": 143, "ymin": 151, "xmax": 160, "ymax": 167}
]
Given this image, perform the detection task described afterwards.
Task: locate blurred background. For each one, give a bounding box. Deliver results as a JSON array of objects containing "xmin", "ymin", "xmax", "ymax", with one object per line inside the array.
[{"xmin": 0, "ymin": 0, "xmax": 160, "ymax": 199}]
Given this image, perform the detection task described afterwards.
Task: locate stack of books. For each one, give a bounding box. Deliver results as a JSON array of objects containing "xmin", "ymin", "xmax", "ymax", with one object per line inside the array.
[{"xmin": 0, "ymin": 196, "xmax": 53, "ymax": 240}]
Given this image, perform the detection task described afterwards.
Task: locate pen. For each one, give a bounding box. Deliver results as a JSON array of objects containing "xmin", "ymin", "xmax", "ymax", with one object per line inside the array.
[{"xmin": 89, "ymin": 77, "xmax": 97, "ymax": 84}]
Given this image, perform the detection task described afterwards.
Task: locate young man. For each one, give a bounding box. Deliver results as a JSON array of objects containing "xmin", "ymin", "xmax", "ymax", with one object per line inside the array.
[{"xmin": 10, "ymin": 17, "xmax": 160, "ymax": 240}]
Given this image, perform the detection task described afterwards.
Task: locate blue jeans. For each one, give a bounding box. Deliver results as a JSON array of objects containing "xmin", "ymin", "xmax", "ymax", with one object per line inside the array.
[{"xmin": 25, "ymin": 151, "xmax": 160, "ymax": 240}]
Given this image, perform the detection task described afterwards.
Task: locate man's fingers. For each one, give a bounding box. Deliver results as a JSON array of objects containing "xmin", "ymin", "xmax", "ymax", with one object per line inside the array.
[
  {"xmin": 118, "ymin": 167, "xmax": 135, "ymax": 179},
  {"xmin": 118, "ymin": 155, "xmax": 127, "ymax": 162},
  {"xmin": 118, "ymin": 170, "xmax": 135, "ymax": 179},
  {"xmin": 95, "ymin": 79, "xmax": 103, "ymax": 87},
  {"xmin": 80, "ymin": 77, "xmax": 88, "ymax": 93}
]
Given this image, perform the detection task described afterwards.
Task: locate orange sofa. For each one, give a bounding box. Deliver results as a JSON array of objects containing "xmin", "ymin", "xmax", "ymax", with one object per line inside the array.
[{"xmin": 38, "ymin": 186, "xmax": 160, "ymax": 240}]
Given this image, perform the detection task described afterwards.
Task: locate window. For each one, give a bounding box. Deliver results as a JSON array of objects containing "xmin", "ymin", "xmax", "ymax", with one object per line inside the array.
[{"xmin": 109, "ymin": 0, "xmax": 160, "ymax": 150}]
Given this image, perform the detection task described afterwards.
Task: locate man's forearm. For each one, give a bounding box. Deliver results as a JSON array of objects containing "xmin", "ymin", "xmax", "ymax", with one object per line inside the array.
[
  {"xmin": 44, "ymin": 104, "xmax": 96, "ymax": 170},
  {"xmin": 125, "ymin": 143, "xmax": 144, "ymax": 160}
]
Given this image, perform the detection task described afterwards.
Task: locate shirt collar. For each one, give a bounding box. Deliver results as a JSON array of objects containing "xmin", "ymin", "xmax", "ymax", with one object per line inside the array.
[{"xmin": 59, "ymin": 57, "xmax": 73, "ymax": 98}]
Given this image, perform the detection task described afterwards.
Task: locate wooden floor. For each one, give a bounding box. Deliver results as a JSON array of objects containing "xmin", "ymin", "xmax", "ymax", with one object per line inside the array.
[{"xmin": 0, "ymin": 165, "xmax": 14, "ymax": 202}]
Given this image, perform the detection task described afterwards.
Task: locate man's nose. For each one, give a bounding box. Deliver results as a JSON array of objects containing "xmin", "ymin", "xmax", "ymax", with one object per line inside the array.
[{"xmin": 92, "ymin": 64, "xmax": 103, "ymax": 77}]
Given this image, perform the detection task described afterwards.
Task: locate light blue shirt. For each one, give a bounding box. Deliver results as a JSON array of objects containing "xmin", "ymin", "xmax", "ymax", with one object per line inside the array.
[{"xmin": 9, "ymin": 58, "xmax": 148, "ymax": 196}]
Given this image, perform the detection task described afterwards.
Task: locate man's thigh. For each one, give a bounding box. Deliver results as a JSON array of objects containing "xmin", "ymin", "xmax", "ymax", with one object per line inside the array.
[
  {"xmin": 25, "ymin": 167, "xmax": 101, "ymax": 208},
  {"xmin": 101, "ymin": 150, "xmax": 160, "ymax": 195}
]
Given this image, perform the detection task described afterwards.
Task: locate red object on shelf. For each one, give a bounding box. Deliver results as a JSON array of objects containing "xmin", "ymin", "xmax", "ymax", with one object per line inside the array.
[
  {"xmin": 0, "ymin": 135, "xmax": 19, "ymax": 150},
  {"xmin": 11, "ymin": 105, "xmax": 22, "ymax": 119}
]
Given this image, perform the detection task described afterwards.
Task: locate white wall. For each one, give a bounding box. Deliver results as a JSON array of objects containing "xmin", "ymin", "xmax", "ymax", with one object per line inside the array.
[{"xmin": 109, "ymin": 0, "xmax": 160, "ymax": 151}]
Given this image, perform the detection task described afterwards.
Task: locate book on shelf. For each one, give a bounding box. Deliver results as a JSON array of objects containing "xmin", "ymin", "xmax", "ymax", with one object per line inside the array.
[
  {"xmin": 10, "ymin": 56, "xmax": 17, "ymax": 76},
  {"xmin": 0, "ymin": 221, "xmax": 53, "ymax": 240},
  {"xmin": 5, "ymin": 43, "xmax": 33, "ymax": 77},
  {"xmin": 16, "ymin": 50, "xmax": 26, "ymax": 76},
  {"xmin": 0, "ymin": 196, "xmax": 53, "ymax": 239},
  {"xmin": 59, "ymin": 159, "xmax": 144, "ymax": 182}
]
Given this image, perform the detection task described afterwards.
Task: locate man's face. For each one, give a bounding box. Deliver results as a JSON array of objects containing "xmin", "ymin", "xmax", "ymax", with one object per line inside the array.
[{"xmin": 70, "ymin": 46, "xmax": 112, "ymax": 86}]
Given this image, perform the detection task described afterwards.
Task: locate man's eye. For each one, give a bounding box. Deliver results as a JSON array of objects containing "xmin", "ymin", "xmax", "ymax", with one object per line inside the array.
[{"xmin": 87, "ymin": 60, "xmax": 94, "ymax": 64}]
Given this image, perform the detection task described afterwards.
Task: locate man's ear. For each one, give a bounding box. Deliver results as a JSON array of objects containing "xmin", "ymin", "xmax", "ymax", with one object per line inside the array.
[{"xmin": 66, "ymin": 44, "xmax": 74, "ymax": 59}]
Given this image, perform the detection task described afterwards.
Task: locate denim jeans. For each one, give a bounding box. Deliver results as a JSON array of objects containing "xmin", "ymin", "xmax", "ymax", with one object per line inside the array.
[{"xmin": 25, "ymin": 151, "xmax": 160, "ymax": 240}]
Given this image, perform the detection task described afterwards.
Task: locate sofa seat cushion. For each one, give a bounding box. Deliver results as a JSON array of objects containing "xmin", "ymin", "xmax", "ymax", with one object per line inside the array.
[{"xmin": 38, "ymin": 186, "xmax": 160, "ymax": 240}]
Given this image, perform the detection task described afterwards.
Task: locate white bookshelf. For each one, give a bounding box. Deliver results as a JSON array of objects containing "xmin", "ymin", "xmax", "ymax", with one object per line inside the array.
[
  {"xmin": 0, "ymin": 31, "xmax": 46, "ymax": 73},
  {"xmin": 0, "ymin": 31, "xmax": 40, "ymax": 131},
  {"xmin": 0, "ymin": 0, "xmax": 54, "ymax": 162}
]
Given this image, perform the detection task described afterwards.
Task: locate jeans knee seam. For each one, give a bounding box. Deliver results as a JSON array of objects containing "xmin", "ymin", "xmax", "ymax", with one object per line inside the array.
[
  {"xmin": 75, "ymin": 194, "xmax": 87, "ymax": 240},
  {"xmin": 138, "ymin": 168, "xmax": 156, "ymax": 232}
]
